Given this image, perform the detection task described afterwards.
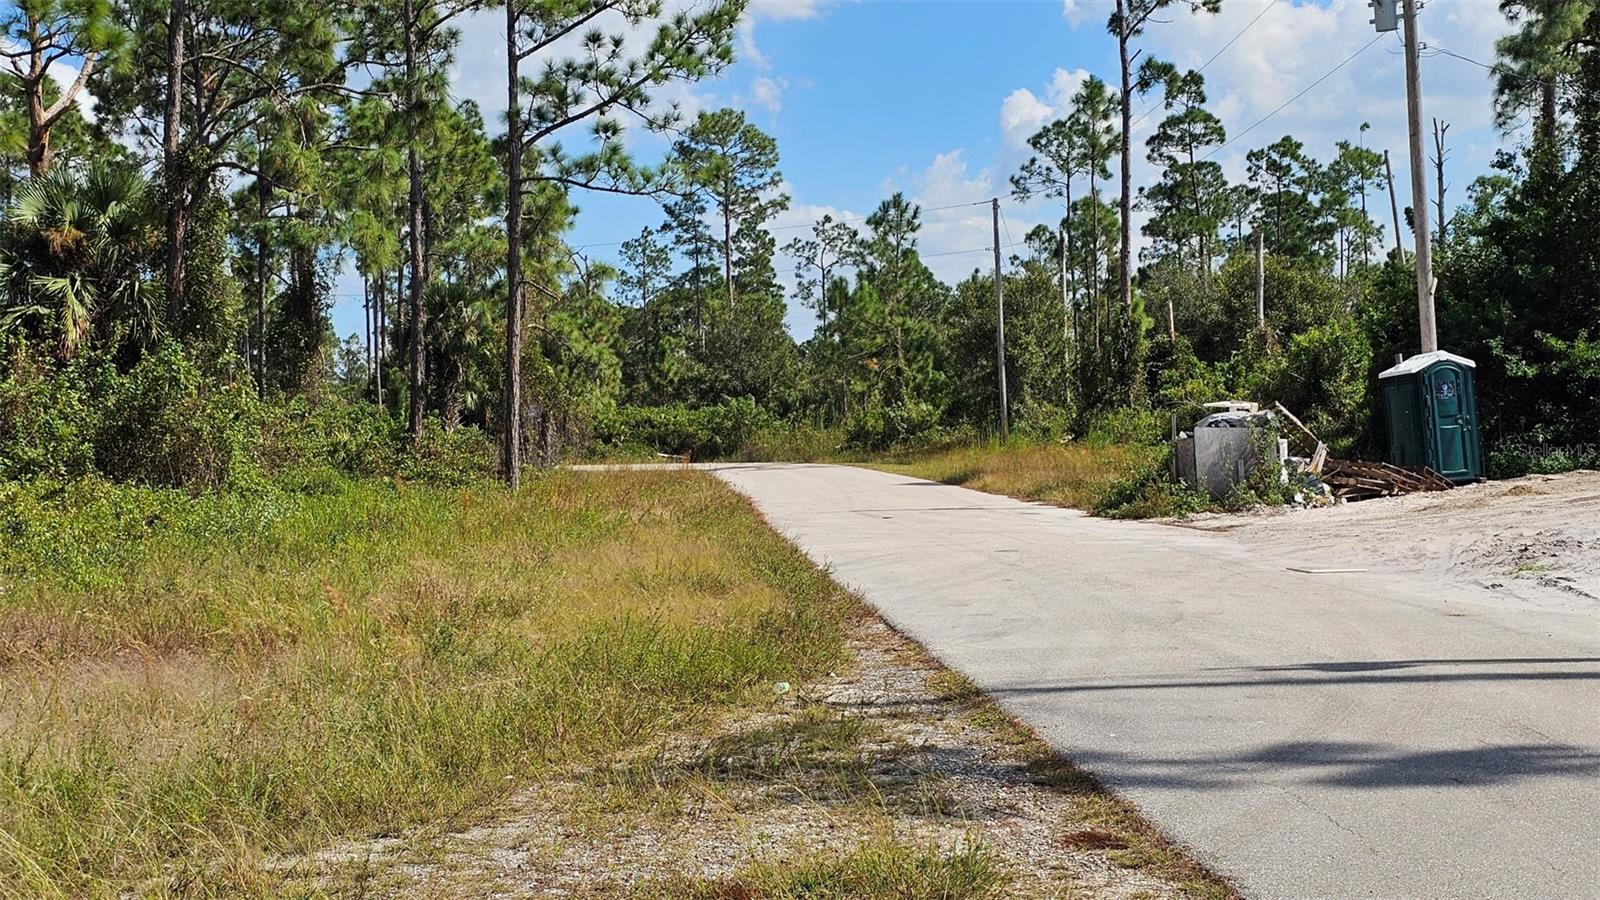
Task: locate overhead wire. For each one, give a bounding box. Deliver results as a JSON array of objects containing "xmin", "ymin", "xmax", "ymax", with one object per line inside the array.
[
  {"xmin": 571, "ymin": 198, "xmax": 993, "ymax": 251},
  {"xmin": 1129, "ymin": 0, "xmax": 1281, "ymax": 132},
  {"xmin": 1202, "ymin": 33, "xmax": 1383, "ymax": 161}
]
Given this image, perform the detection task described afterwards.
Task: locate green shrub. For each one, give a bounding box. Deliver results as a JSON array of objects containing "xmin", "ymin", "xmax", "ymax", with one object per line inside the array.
[
  {"xmin": 0, "ymin": 344, "xmax": 101, "ymax": 480},
  {"xmin": 1082, "ymin": 406, "xmax": 1166, "ymax": 446},
  {"xmin": 740, "ymin": 424, "xmax": 843, "ymax": 462},
  {"xmin": 1486, "ymin": 439, "xmax": 1600, "ymax": 478},
  {"xmin": 599, "ymin": 397, "xmax": 779, "ymax": 459},
  {"xmin": 843, "ymin": 401, "xmax": 944, "ymax": 452},
  {"xmin": 1093, "ymin": 450, "xmax": 1214, "ymax": 520},
  {"xmin": 259, "ymin": 396, "xmax": 401, "ymax": 479},
  {"xmin": 400, "ymin": 420, "xmax": 497, "ymax": 484},
  {"xmin": 93, "ymin": 342, "xmax": 262, "ymax": 489},
  {"xmin": 0, "ymin": 341, "xmax": 495, "ymax": 490}
]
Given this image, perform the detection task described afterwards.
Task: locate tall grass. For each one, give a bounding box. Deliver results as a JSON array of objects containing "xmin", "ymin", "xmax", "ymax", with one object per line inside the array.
[
  {"xmin": 867, "ymin": 441, "xmax": 1156, "ymax": 512},
  {"xmin": 0, "ymin": 471, "xmax": 848, "ymax": 897}
]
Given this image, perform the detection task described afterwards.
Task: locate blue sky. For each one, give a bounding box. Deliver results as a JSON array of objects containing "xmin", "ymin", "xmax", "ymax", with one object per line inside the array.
[{"xmin": 322, "ymin": 0, "xmax": 1516, "ymax": 342}]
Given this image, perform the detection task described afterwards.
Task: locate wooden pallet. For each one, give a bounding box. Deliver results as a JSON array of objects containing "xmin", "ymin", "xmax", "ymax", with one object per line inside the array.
[{"xmin": 1322, "ymin": 458, "xmax": 1455, "ymax": 501}]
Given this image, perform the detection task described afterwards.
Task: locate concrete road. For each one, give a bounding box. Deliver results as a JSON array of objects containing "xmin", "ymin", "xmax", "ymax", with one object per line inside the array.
[{"xmin": 704, "ymin": 463, "xmax": 1600, "ymax": 899}]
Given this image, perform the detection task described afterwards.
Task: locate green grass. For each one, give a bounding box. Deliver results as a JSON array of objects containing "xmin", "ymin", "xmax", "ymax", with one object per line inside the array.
[
  {"xmin": 861, "ymin": 441, "xmax": 1156, "ymax": 512},
  {"xmin": 0, "ymin": 471, "xmax": 850, "ymax": 897}
]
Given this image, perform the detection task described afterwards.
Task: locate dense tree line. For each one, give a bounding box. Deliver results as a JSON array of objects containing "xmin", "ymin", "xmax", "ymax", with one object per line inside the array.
[{"xmin": 4, "ymin": 0, "xmax": 1600, "ymax": 485}]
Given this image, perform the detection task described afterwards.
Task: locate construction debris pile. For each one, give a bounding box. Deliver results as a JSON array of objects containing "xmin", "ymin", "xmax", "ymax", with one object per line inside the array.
[
  {"xmin": 1272, "ymin": 402, "xmax": 1456, "ymax": 504},
  {"xmin": 1318, "ymin": 458, "xmax": 1455, "ymax": 501},
  {"xmin": 1173, "ymin": 398, "xmax": 1459, "ymax": 507}
]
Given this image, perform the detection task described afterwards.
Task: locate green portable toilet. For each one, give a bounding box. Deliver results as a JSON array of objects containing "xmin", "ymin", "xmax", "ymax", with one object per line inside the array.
[{"xmin": 1378, "ymin": 350, "xmax": 1483, "ymax": 483}]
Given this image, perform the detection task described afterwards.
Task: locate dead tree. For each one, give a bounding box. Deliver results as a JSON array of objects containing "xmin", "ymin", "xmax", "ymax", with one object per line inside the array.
[{"xmin": 1431, "ymin": 118, "xmax": 1450, "ymax": 246}]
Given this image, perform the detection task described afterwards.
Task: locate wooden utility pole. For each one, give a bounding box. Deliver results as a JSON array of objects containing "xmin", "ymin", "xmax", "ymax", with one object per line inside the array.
[
  {"xmin": 1255, "ymin": 231, "xmax": 1265, "ymax": 328},
  {"xmin": 1401, "ymin": 0, "xmax": 1438, "ymax": 353},
  {"xmin": 1384, "ymin": 150, "xmax": 1405, "ymax": 260},
  {"xmin": 993, "ymin": 198, "xmax": 1009, "ymax": 440}
]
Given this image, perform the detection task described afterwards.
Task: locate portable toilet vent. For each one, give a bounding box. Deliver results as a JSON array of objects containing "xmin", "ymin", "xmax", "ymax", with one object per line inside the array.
[{"xmin": 1378, "ymin": 350, "xmax": 1483, "ymax": 483}]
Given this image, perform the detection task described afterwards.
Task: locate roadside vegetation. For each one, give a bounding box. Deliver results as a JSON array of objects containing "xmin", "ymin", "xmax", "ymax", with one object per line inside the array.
[
  {"xmin": 1, "ymin": 457, "xmax": 1233, "ymax": 897},
  {"xmin": 0, "ymin": 468, "xmax": 850, "ymax": 895},
  {"xmin": 867, "ymin": 440, "xmax": 1154, "ymax": 512}
]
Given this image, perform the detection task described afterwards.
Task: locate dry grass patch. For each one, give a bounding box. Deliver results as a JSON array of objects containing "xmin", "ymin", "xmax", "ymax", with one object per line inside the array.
[{"xmin": 866, "ymin": 443, "xmax": 1153, "ymax": 512}]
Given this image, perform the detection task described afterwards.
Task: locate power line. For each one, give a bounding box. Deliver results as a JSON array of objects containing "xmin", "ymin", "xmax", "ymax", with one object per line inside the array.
[
  {"xmin": 1196, "ymin": 0, "xmax": 1280, "ymax": 76},
  {"xmin": 572, "ymin": 198, "xmax": 994, "ymax": 251},
  {"xmin": 1203, "ymin": 34, "xmax": 1383, "ymax": 161},
  {"xmin": 1130, "ymin": 0, "xmax": 1281, "ymax": 132},
  {"xmin": 1421, "ymin": 42, "xmax": 1575, "ymax": 88}
]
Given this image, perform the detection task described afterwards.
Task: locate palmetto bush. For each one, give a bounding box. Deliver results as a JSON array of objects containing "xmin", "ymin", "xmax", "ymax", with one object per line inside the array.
[{"xmin": 0, "ymin": 162, "xmax": 161, "ymax": 360}]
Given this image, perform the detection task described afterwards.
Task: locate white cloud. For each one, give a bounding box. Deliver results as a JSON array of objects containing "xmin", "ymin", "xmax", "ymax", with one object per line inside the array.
[
  {"xmin": 999, "ymin": 66, "xmax": 1093, "ymax": 148},
  {"xmin": 1061, "ymin": 0, "xmax": 1101, "ymax": 29},
  {"xmin": 1141, "ymin": 0, "xmax": 1509, "ymax": 203},
  {"xmin": 747, "ymin": 76, "xmax": 787, "ymax": 113},
  {"xmin": 1000, "ymin": 88, "xmax": 1053, "ymax": 148},
  {"xmin": 896, "ymin": 150, "xmax": 1029, "ymax": 282},
  {"xmin": 737, "ymin": 17, "xmax": 770, "ymax": 70},
  {"xmin": 748, "ymin": 0, "xmax": 833, "ymax": 22},
  {"xmin": 1046, "ymin": 67, "xmax": 1091, "ymax": 109}
]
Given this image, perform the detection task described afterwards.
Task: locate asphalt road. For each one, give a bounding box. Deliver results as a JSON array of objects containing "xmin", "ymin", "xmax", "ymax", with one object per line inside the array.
[{"xmin": 705, "ymin": 463, "xmax": 1600, "ymax": 900}]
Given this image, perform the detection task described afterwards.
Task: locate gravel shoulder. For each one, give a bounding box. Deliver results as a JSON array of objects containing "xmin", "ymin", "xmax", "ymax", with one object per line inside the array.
[{"xmin": 284, "ymin": 614, "xmax": 1231, "ymax": 899}]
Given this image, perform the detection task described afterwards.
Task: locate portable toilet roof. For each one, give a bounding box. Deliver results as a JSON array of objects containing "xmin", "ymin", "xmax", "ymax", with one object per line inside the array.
[{"xmin": 1379, "ymin": 350, "xmax": 1476, "ymax": 380}]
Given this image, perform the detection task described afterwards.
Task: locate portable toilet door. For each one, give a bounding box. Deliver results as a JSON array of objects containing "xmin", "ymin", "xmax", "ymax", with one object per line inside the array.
[
  {"xmin": 1423, "ymin": 359, "xmax": 1481, "ymax": 481},
  {"xmin": 1378, "ymin": 350, "xmax": 1483, "ymax": 483}
]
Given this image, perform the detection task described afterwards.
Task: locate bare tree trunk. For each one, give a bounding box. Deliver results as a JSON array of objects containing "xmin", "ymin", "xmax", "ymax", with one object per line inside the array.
[
  {"xmin": 375, "ymin": 272, "xmax": 386, "ymax": 407},
  {"xmin": 818, "ymin": 261, "xmax": 830, "ymax": 332},
  {"xmin": 403, "ymin": 0, "xmax": 427, "ymax": 445},
  {"xmin": 255, "ymin": 145, "xmax": 270, "ymax": 397},
  {"xmin": 503, "ymin": 0, "xmax": 525, "ymax": 486},
  {"xmin": 163, "ymin": 0, "xmax": 188, "ymax": 327},
  {"xmin": 723, "ymin": 203, "xmax": 734, "ymax": 311},
  {"xmin": 1385, "ymin": 150, "xmax": 1405, "ymax": 260},
  {"xmin": 1432, "ymin": 117, "xmax": 1449, "ymax": 245},
  {"xmin": 1060, "ymin": 224, "xmax": 1070, "ymax": 374},
  {"xmin": 1087, "ymin": 169, "xmax": 1099, "ymax": 317},
  {"xmin": 364, "ymin": 276, "xmax": 373, "ymax": 394}
]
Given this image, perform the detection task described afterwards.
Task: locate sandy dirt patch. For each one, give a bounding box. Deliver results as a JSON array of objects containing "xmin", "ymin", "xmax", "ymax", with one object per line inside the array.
[{"xmin": 1175, "ymin": 470, "xmax": 1600, "ymax": 614}]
